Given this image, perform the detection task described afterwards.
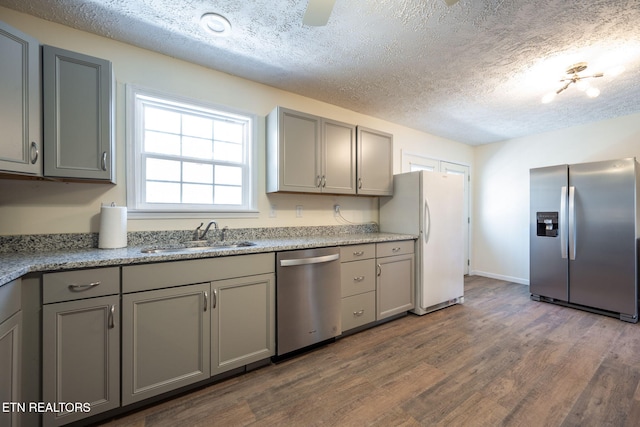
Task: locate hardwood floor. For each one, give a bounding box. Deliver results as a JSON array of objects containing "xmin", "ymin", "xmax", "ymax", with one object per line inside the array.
[{"xmin": 99, "ymin": 276, "xmax": 640, "ymax": 426}]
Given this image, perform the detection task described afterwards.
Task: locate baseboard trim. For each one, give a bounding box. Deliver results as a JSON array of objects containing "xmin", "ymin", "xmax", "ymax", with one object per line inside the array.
[{"xmin": 470, "ymin": 270, "xmax": 529, "ymax": 286}]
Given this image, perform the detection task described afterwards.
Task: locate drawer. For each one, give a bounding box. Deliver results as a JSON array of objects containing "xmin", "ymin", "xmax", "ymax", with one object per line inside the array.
[
  {"xmin": 340, "ymin": 244, "xmax": 375, "ymax": 262},
  {"xmin": 376, "ymin": 240, "xmax": 414, "ymax": 258},
  {"xmin": 341, "ymin": 259, "xmax": 375, "ymax": 298},
  {"xmin": 341, "ymin": 291, "xmax": 376, "ymax": 332},
  {"xmin": 0, "ymin": 279, "xmax": 21, "ymax": 323},
  {"xmin": 43, "ymin": 267, "xmax": 120, "ymax": 304}
]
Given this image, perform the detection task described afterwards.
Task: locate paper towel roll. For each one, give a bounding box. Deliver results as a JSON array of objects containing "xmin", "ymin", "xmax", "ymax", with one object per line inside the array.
[{"xmin": 99, "ymin": 204, "xmax": 127, "ymax": 249}]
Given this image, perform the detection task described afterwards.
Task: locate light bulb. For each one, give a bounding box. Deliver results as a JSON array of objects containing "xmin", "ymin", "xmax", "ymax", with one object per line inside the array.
[
  {"xmin": 541, "ymin": 92, "xmax": 556, "ymax": 104},
  {"xmin": 575, "ymin": 80, "xmax": 590, "ymax": 92},
  {"xmin": 586, "ymin": 87, "xmax": 600, "ymax": 98}
]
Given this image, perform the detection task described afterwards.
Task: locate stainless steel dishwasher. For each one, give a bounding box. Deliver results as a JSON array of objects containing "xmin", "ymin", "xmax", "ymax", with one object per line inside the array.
[{"xmin": 276, "ymin": 247, "xmax": 341, "ymax": 356}]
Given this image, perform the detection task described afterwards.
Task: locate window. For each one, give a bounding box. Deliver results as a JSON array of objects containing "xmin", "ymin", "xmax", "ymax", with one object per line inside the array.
[{"xmin": 126, "ymin": 86, "xmax": 257, "ymax": 216}]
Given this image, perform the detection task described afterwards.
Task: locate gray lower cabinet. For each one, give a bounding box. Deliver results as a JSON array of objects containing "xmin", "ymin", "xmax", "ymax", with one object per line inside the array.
[
  {"xmin": 340, "ymin": 244, "xmax": 377, "ymax": 332},
  {"xmin": 0, "ymin": 21, "xmax": 41, "ymax": 176},
  {"xmin": 42, "ymin": 45, "xmax": 115, "ymax": 182},
  {"xmin": 211, "ymin": 273, "xmax": 275, "ymax": 375},
  {"xmin": 42, "ymin": 295, "xmax": 120, "ymax": 427},
  {"xmin": 122, "ymin": 282, "xmax": 211, "ymax": 406},
  {"xmin": 0, "ymin": 279, "xmax": 21, "ymax": 427},
  {"xmin": 376, "ymin": 241, "xmax": 415, "ymax": 320}
]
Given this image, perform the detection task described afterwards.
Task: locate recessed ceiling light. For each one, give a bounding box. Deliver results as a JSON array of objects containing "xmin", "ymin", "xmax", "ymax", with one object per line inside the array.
[{"xmin": 200, "ymin": 13, "xmax": 231, "ymax": 36}]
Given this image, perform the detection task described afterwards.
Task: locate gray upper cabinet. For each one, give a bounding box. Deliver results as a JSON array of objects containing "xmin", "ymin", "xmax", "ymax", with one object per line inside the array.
[
  {"xmin": 356, "ymin": 126, "xmax": 393, "ymax": 196},
  {"xmin": 0, "ymin": 21, "xmax": 42, "ymax": 176},
  {"xmin": 42, "ymin": 45, "xmax": 115, "ymax": 182},
  {"xmin": 267, "ymin": 106, "xmax": 356, "ymax": 195}
]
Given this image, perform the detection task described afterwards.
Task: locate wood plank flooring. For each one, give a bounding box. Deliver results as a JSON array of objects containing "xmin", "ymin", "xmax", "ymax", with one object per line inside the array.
[{"xmin": 98, "ymin": 276, "xmax": 640, "ymax": 426}]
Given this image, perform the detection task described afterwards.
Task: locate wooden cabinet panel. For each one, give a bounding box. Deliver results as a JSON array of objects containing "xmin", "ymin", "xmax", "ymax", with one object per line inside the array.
[
  {"xmin": 122, "ymin": 283, "xmax": 210, "ymax": 405},
  {"xmin": 341, "ymin": 259, "xmax": 375, "ymax": 298},
  {"xmin": 0, "ymin": 311, "xmax": 21, "ymax": 427},
  {"xmin": 377, "ymin": 253, "xmax": 414, "ymax": 320},
  {"xmin": 42, "ymin": 45, "xmax": 114, "ymax": 182},
  {"xmin": 43, "ymin": 267, "xmax": 120, "ymax": 303},
  {"xmin": 357, "ymin": 126, "xmax": 393, "ymax": 196},
  {"xmin": 341, "ymin": 292, "xmax": 375, "ymax": 331},
  {"xmin": 42, "ymin": 295, "xmax": 119, "ymax": 427},
  {"xmin": 0, "ymin": 21, "xmax": 41, "ymax": 176}
]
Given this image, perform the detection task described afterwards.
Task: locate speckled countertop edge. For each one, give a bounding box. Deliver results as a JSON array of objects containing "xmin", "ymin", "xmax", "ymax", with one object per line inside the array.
[{"xmin": 0, "ymin": 232, "xmax": 417, "ymax": 287}]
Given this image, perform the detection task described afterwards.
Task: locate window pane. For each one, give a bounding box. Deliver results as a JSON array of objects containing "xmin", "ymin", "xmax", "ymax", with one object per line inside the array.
[
  {"xmin": 214, "ymin": 185, "xmax": 242, "ymax": 205},
  {"xmin": 146, "ymin": 158, "xmax": 180, "ymax": 181},
  {"xmin": 183, "ymin": 162, "xmax": 213, "ymax": 184},
  {"xmin": 183, "ymin": 184, "xmax": 213, "ymax": 204},
  {"xmin": 215, "ymin": 165, "xmax": 242, "ymax": 185},
  {"xmin": 215, "ymin": 121, "xmax": 243, "ymax": 143},
  {"xmin": 183, "ymin": 114, "xmax": 212, "ymax": 139},
  {"xmin": 145, "ymin": 106, "xmax": 180, "ymax": 134},
  {"xmin": 183, "ymin": 136, "xmax": 213, "ymax": 159},
  {"xmin": 145, "ymin": 130, "xmax": 180, "ymax": 155},
  {"xmin": 146, "ymin": 182, "xmax": 180, "ymax": 203},
  {"xmin": 213, "ymin": 140, "xmax": 242, "ymax": 163}
]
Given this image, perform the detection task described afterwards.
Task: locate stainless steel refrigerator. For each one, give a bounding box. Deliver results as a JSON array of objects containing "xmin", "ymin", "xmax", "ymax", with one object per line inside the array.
[
  {"xmin": 530, "ymin": 158, "xmax": 640, "ymax": 322},
  {"xmin": 380, "ymin": 170, "xmax": 465, "ymax": 315}
]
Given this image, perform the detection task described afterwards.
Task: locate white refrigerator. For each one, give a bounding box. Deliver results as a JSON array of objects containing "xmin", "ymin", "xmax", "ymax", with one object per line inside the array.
[{"xmin": 379, "ymin": 171, "xmax": 465, "ymax": 315}]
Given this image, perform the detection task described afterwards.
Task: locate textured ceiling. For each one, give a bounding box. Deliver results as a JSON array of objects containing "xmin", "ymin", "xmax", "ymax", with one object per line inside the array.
[{"xmin": 2, "ymin": 0, "xmax": 640, "ymax": 145}]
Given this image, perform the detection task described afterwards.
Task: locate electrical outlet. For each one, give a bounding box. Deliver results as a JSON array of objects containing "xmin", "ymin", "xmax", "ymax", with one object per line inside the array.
[
  {"xmin": 334, "ymin": 204, "xmax": 340, "ymax": 214},
  {"xmin": 296, "ymin": 205, "xmax": 303, "ymax": 218},
  {"xmin": 269, "ymin": 204, "xmax": 277, "ymax": 218}
]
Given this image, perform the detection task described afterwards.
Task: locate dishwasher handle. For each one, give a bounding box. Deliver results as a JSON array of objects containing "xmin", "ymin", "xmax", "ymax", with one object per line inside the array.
[{"xmin": 279, "ymin": 253, "xmax": 339, "ymax": 267}]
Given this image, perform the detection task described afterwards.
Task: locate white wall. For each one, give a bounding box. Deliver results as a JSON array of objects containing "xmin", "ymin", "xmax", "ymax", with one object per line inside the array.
[
  {"xmin": 0, "ymin": 7, "xmax": 473, "ymax": 236},
  {"xmin": 473, "ymin": 112, "xmax": 640, "ymax": 284}
]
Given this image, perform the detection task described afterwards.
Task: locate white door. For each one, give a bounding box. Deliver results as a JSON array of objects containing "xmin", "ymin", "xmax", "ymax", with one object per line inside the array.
[{"xmin": 401, "ymin": 152, "xmax": 470, "ymax": 275}]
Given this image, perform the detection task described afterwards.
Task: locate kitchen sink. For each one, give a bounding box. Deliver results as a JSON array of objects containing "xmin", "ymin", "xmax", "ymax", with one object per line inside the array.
[{"xmin": 141, "ymin": 241, "xmax": 256, "ymax": 254}]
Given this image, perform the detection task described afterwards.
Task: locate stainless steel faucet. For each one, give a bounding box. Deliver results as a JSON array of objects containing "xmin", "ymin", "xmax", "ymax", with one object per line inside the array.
[{"xmin": 193, "ymin": 220, "xmax": 218, "ymax": 240}]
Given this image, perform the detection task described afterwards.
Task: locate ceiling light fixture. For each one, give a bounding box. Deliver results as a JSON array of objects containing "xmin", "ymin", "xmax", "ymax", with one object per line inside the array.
[
  {"xmin": 541, "ymin": 62, "xmax": 604, "ymax": 104},
  {"xmin": 200, "ymin": 13, "xmax": 231, "ymax": 36}
]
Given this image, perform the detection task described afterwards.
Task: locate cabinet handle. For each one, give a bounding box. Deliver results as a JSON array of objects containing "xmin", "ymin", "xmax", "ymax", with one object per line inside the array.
[
  {"xmin": 30, "ymin": 141, "xmax": 39, "ymax": 164},
  {"xmin": 392, "ymin": 247, "xmax": 401, "ymax": 252},
  {"xmin": 316, "ymin": 175, "xmax": 322, "ymax": 188},
  {"xmin": 101, "ymin": 152, "xmax": 108, "ymax": 171},
  {"xmin": 108, "ymin": 304, "xmax": 115, "ymax": 329},
  {"xmin": 358, "ymin": 177, "xmax": 363, "ymax": 189},
  {"xmin": 204, "ymin": 291, "xmax": 208, "ymax": 312},
  {"xmin": 353, "ymin": 276, "xmax": 365, "ymax": 282},
  {"xmin": 213, "ymin": 289, "xmax": 217, "ymax": 309},
  {"xmin": 353, "ymin": 251, "xmax": 364, "ymax": 256},
  {"xmin": 68, "ymin": 281, "xmax": 101, "ymax": 292},
  {"xmin": 353, "ymin": 309, "xmax": 364, "ymax": 317},
  {"xmin": 322, "ymin": 175, "xmax": 326, "ymax": 188},
  {"xmin": 377, "ymin": 264, "xmax": 381, "ymax": 277}
]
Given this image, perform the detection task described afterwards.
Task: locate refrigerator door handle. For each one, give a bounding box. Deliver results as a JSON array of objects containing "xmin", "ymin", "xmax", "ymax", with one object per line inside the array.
[
  {"xmin": 423, "ymin": 199, "xmax": 432, "ymax": 245},
  {"xmin": 568, "ymin": 186, "xmax": 576, "ymax": 260},
  {"xmin": 560, "ymin": 186, "xmax": 568, "ymax": 259}
]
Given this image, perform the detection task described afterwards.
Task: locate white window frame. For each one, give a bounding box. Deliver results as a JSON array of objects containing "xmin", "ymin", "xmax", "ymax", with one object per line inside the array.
[{"xmin": 126, "ymin": 85, "xmax": 258, "ymax": 218}]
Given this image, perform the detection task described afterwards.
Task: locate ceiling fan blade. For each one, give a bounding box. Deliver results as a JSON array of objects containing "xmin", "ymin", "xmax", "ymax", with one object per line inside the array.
[
  {"xmin": 303, "ymin": 0, "xmax": 337, "ymax": 26},
  {"xmin": 444, "ymin": 0, "xmax": 460, "ymax": 5}
]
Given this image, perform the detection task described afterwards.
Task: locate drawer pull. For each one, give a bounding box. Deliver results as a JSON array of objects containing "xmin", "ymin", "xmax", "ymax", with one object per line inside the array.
[
  {"xmin": 68, "ymin": 281, "xmax": 101, "ymax": 292},
  {"xmin": 392, "ymin": 247, "xmax": 402, "ymax": 252},
  {"xmin": 353, "ymin": 251, "xmax": 364, "ymax": 256},
  {"xmin": 353, "ymin": 309, "xmax": 365, "ymax": 317},
  {"xmin": 204, "ymin": 291, "xmax": 208, "ymax": 312},
  {"xmin": 108, "ymin": 304, "xmax": 115, "ymax": 329},
  {"xmin": 377, "ymin": 264, "xmax": 382, "ymax": 276},
  {"xmin": 353, "ymin": 276, "xmax": 365, "ymax": 282},
  {"xmin": 213, "ymin": 289, "xmax": 218, "ymax": 309}
]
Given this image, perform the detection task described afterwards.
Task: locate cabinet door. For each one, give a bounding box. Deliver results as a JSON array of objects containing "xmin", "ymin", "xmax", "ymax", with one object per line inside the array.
[
  {"xmin": 122, "ymin": 283, "xmax": 210, "ymax": 405},
  {"xmin": 0, "ymin": 21, "xmax": 41, "ymax": 176},
  {"xmin": 267, "ymin": 107, "xmax": 321, "ymax": 193},
  {"xmin": 0, "ymin": 311, "xmax": 21, "ymax": 427},
  {"xmin": 322, "ymin": 118, "xmax": 356, "ymax": 194},
  {"xmin": 42, "ymin": 45, "xmax": 114, "ymax": 182},
  {"xmin": 377, "ymin": 254, "xmax": 415, "ymax": 320},
  {"xmin": 212, "ymin": 274, "xmax": 275, "ymax": 376},
  {"xmin": 357, "ymin": 126, "xmax": 393, "ymax": 196},
  {"xmin": 42, "ymin": 295, "xmax": 119, "ymax": 427}
]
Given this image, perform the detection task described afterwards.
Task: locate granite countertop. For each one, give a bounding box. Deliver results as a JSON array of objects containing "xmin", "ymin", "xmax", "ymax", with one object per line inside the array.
[{"xmin": 0, "ymin": 232, "xmax": 417, "ymax": 287}]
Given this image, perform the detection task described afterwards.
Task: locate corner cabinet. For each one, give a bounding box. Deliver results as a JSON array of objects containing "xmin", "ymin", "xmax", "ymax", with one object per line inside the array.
[
  {"xmin": 266, "ymin": 106, "xmax": 356, "ymax": 194},
  {"xmin": 42, "ymin": 45, "xmax": 115, "ymax": 182},
  {"xmin": 0, "ymin": 280, "xmax": 21, "ymax": 427},
  {"xmin": 0, "ymin": 21, "xmax": 42, "ymax": 176},
  {"xmin": 41, "ymin": 268, "xmax": 120, "ymax": 427},
  {"xmin": 357, "ymin": 126, "xmax": 393, "ymax": 196}
]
